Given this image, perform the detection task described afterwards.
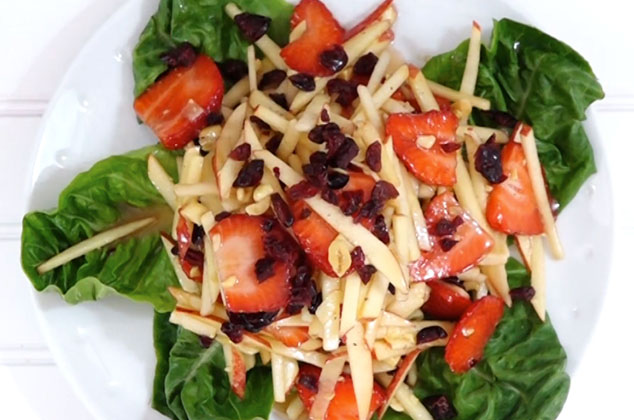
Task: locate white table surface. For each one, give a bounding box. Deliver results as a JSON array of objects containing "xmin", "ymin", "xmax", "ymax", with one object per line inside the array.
[{"xmin": 2, "ymin": 0, "xmax": 632, "ymax": 418}]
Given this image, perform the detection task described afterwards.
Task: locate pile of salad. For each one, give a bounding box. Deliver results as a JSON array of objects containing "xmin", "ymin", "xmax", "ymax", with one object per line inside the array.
[{"xmin": 21, "ymin": 1, "xmax": 604, "ymax": 419}]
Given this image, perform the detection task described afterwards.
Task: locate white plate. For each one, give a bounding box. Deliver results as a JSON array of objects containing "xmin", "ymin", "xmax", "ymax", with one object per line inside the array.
[{"xmin": 25, "ymin": 0, "xmax": 614, "ymax": 419}]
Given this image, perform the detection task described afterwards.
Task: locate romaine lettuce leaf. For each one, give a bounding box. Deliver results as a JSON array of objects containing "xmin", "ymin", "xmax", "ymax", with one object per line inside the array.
[
  {"xmin": 423, "ymin": 18, "xmax": 604, "ymax": 208},
  {"xmin": 153, "ymin": 311, "xmax": 180, "ymax": 420},
  {"xmin": 413, "ymin": 259, "xmax": 570, "ymax": 420},
  {"xmin": 21, "ymin": 145, "xmax": 180, "ymax": 312},
  {"xmin": 165, "ymin": 327, "xmax": 274, "ymax": 420},
  {"xmin": 133, "ymin": 0, "xmax": 294, "ymax": 96}
]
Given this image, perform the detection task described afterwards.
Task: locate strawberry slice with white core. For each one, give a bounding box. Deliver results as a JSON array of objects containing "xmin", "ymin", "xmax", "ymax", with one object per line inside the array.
[{"xmin": 211, "ymin": 214, "xmax": 292, "ymax": 313}]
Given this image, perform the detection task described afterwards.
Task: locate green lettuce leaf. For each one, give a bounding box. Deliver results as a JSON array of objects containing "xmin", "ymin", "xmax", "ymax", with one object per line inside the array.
[
  {"xmin": 153, "ymin": 311, "xmax": 180, "ymax": 420},
  {"xmin": 133, "ymin": 0, "xmax": 294, "ymax": 96},
  {"xmin": 165, "ymin": 327, "xmax": 274, "ymax": 420},
  {"xmin": 413, "ymin": 260, "xmax": 570, "ymax": 420},
  {"xmin": 423, "ymin": 18, "xmax": 604, "ymax": 208},
  {"xmin": 21, "ymin": 145, "xmax": 180, "ymax": 312}
]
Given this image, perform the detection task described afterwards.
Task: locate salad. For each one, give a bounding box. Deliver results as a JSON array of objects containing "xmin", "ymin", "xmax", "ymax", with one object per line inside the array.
[{"xmin": 21, "ymin": 0, "xmax": 604, "ymax": 419}]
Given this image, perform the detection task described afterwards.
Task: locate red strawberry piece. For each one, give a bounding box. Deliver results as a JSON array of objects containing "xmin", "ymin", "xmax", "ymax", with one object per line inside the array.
[
  {"xmin": 345, "ymin": 0, "xmax": 394, "ymax": 41},
  {"xmin": 386, "ymin": 111, "xmax": 460, "ymax": 186},
  {"xmin": 444, "ymin": 296, "xmax": 505, "ymax": 373},
  {"xmin": 266, "ymin": 324, "xmax": 311, "ymax": 347},
  {"xmin": 134, "ymin": 54, "xmax": 223, "ymax": 150},
  {"xmin": 423, "ymin": 280, "xmax": 472, "ymax": 320},
  {"xmin": 290, "ymin": 200, "xmax": 340, "ymax": 278},
  {"xmin": 296, "ymin": 364, "xmax": 386, "ymax": 420},
  {"xmin": 175, "ymin": 215, "xmax": 203, "ymax": 282},
  {"xmin": 410, "ymin": 192, "xmax": 493, "ymax": 281},
  {"xmin": 486, "ymin": 142, "xmax": 545, "ymax": 235},
  {"xmin": 281, "ymin": 0, "xmax": 345, "ymax": 76},
  {"xmin": 211, "ymin": 215, "xmax": 292, "ymax": 313}
]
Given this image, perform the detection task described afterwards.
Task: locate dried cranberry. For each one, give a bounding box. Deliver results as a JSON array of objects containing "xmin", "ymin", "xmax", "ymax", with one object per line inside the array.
[
  {"xmin": 327, "ymin": 171, "xmax": 350, "ymax": 190},
  {"xmin": 292, "ymin": 264, "xmax": 313, "ymax": 288},
  {"xmin": 255, "ymin": 257, "xmax": 276, "ymax": 283},
  {"xmin": 229, "ymin": 143, "xmax": 251, "ymax": 161},
  {"xmin": 206, "ymin": 111, "xmax": 224, "ymax": 126},
  {"xmin": 234, "ymin": 12, "xmax": 271, "ymax": 42},
  {"xmin": 453, "ymin": 216, "xmax": 463, "ymax": 227},
  {"xmin": 510, "ymin": 286, "xmax": 536, "ymax": 302},
  {"xmin": 416, "ymin": 326, "xmax": 448, "ymax": 344},
  {"xmin": 289, "ymin": 73, "xmax": 316, "ymax": 91},
  {"xmin": 325, "ymin": 132, "xmax": 347, "ymax": 159},
  {"xmin": 303, "ymin": 162, "xmax": 328, "ymax": 188},
  {"xmin": 328, "ymin": 137, "xmax": 359, "ymax": 168},
  {"xmin": 261, "ymin": 218, "xmax": 274, "ymax": 232},
  {"xmin": 250, "ymin": 115, "xmax": 271, "ymax": 131},
  {"xmin": 258, "ymin": 69, "xmax": 286, "ymax": 90},
  {"xmin": 372, "ymin": 181, "xmax": 399, "ymax": 205},
  {"xmin": 439, "ymin": 238, "xmax": 458, "ymax": 252},
  {"xmin": 340, "ymin": 190, "xmax": 364, "ymax": 215},
  {"xmin": 372, "ymin": 215, "xmax": 390, "ymax": 244},
  {"xmin": 170, "ymin": 245, "xmax": 179, "ymax": 256},
  {"xmin": 271, "ymin": 193, "xmax": 294, "ymax": 227},
  {"xmin": 266, "ymin": 133, "xmax": 283, "ymax": 153},
  {"xmin": 358, "ymin": 264, "xmax": 377, "ymax": 284},
  {"xmin": 199, "ymin": 147, "xmax": 210, "ymax": 157},
  {"xmin": 233, "ymin": 159, "xmax": 264, "ymax": 187},
  {"xmin": 199, "ymin": 335, "xmax": 214, "ymax": 348},
  {"xmin": 475, "ymin": 136, "xmax": 507, "ymax": 184},
  {"xmin": 326, "ymin": 78, "xmax": 359, "ymax": 107},
  {"xmin": 299, "ymin": 208, "xmax": 312, "ymax": 219},
  {"xmin": 215, "ymin": 211, "xmax": 231, "ymax": 222},
  {"xmin": 191, "ymin": 224, "xmax": 205, "ymax": 247},
  {"xmin": 350, "ymin": 246, "xmax": 365, "ymax": 270},
  {"xmin": 273, "ymin": 167, "xmax": 281, "ymax": 178},
  {"xmin": 321, "ymin": 189, "xmax": 339, "ymax": 205},
  {"xmin": 309, "ymin": 285, "xmax": 322, "ymax": 314},
  {"xmin": 433, "ymin": 218, "xmax": 457, "ymax": 237},
  {"xmin": 160, "ymin": 42, "xmax": 197, "ymax": 68},
  {"xmin": 365, "ymin": 141, "xmax": 382, "ymax": 172},
  {"xmin": 481, "ymin": 110, "xmax": 518, "ymax": 128},
  {"xmin": 298, "ymin": 371, "xmax": 319, "ymax": 392},
  {"xmin": 269, "ymin": 93, "xmax": 289, "ymax": 110},
  {"xmin": 288, "ymin": 180, "xmax": 320, "ymax": 201},
  {"xmin": 228, "ymin": 311, "xmax": 278, "ymax": 333},
  {"xmin": 219, "ymin": 59, "xmax": 248, "ymax": 83},
  {"xmin": 440, "ymin": 142, "xmax": 462, "ymax": 153},
  {"xmin": 422, "ymin": 395, "xmax": 457, "ymax": 420},
  {"xmin": 320, "ymin": 45, "xmax": 348, "ymax": 73},
  {"xmin": 358, "ymin": 200, "xmax": 382, "ymax": 219},
  {"xmin": 308, "ymin": 122, "xmax": 340, "ymax": 144},
  {"xmin": 221, "ymin": 322, "xmax": 244, "ymax": 343},
  {"xmin": 310, "ymin": 151, "xmax": 328, "ymax": 165},
  {"xmin": 387, "ymin": 283, "xmax": 396, "ymax": 295},
  {"xmin": 183, "ymin": 249, "xmax": 204, "ymax": 268},
  {"xmin": 263, "ymin": 234, "xmax": 297, "ymax": 263},
  {"xmin": 353, "ymin": 52, "xmax": 378, "ymax": 76},
  {"xmin": 320, "ymin": 108, "xmax": 330, "ymax": 122}
]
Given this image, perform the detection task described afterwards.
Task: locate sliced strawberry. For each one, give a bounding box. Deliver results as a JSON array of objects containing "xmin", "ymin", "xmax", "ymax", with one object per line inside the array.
[
  {"xmin": 411, "ymin": 192, "xmax": 493, "ymax": 281},
  {"xmin": 266, "ymin": 324, "xmax": 311, "ymax": 347},
  {"xmin": 434, "ymin": 95, "xmax": 453, "ymax": 112},
  {"xmin": 134, "ymin": 54, "xmax": 223, "ymax": 150},
  {"xmin": 281, "ymin": 0, "xmax": 345, "ymax": 76},
  {"xmin": 296, "ymin": 364, "xmax": 386, "ymax": 420},
  {"xmin": 391, "ymin": 86, "xmax": 421, "ymax": 113},
  {"xmin": 423, "ymin": 280, "xmax": 472, "ymax": 320},
  {"xmin": 444, "ymin": 296, "xmax": 505, "ymax": 373},
  {"xmin": 211, "ymin": 215, "xmax": 292, "ymax": 313},
  {"xmin": 228, "ymin": 346, "xmax": 247, "ymax": 399},
  {"xmin": 340, "ymin": 171, "xmax": 376, "ymax": 203},
  {"xmin": 345, "ymin": 0, "xmax": 394, "ymax": 40},
  {"xmin": 175, "ymin": 215, "xmax": 203, "ymax": 282},
  {"xmin": 486, "ymin": 142, "xmax": 544, "ymax": 235},
  {"xmin": 386, "ymin": 111, "xmax": 460, "ymax": 186},
  {"xmin": 290, "ymin": 200, "xmax": 339, "ymax": 277}
]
